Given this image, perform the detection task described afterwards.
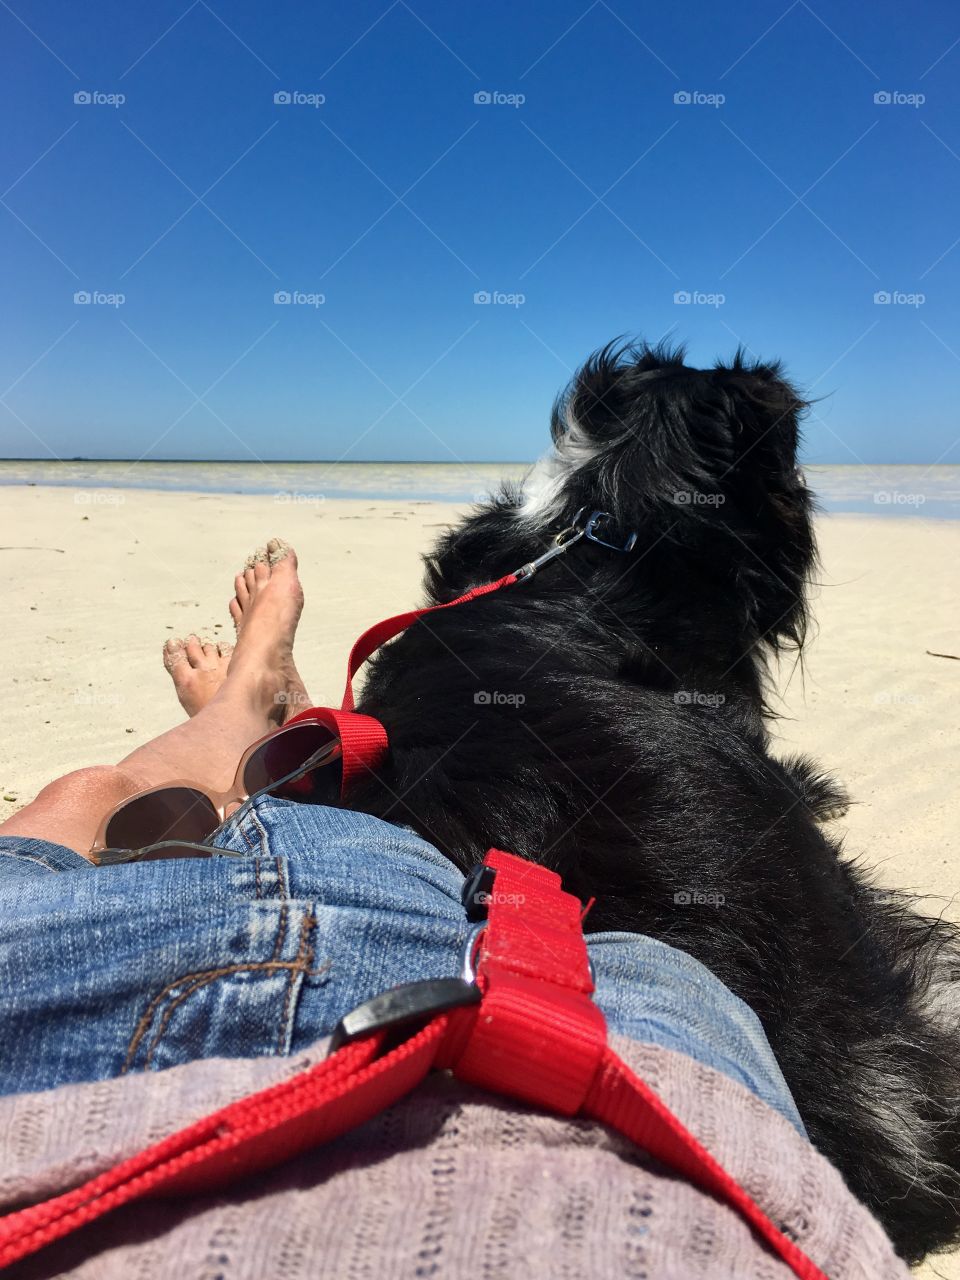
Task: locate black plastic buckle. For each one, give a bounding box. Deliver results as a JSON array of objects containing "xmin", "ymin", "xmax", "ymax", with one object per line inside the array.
[
  {"xmin": 461, "ymin": 863, "xmax": 497, "ymax": 921},
  {"xmin": 329, "ymin": 977, "xmax": 481, "ymax": 1053}
]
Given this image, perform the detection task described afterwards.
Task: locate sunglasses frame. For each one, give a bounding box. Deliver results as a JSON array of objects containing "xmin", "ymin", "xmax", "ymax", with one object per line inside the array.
[{"xmin": 90, "ymin": 718, "xmax": 342, "ymax": 862}]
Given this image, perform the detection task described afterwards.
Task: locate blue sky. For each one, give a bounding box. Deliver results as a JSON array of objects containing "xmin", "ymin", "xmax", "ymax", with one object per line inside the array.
[{"xmin": 1, "ymin": 0, "xmax": 958, "ymax": 464}]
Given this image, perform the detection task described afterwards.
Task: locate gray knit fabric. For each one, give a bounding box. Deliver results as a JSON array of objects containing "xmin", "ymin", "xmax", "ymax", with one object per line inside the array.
[{"xmin": 0, "ymin": 1034, "xmax": 909, "ymax": 1279}]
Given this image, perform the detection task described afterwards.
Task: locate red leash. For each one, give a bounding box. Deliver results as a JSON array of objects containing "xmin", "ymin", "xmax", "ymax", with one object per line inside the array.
[
  {"xmin": 0, "ymin": 850, "xmax": 830, "ymax": 1279},
  {"xmin": 287, "ymin": 572, "xmax": 519, "ymax": 795}
]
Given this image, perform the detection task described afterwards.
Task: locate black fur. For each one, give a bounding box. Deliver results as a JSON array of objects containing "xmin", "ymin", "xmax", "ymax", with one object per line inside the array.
[{"xmin": 344, "ymin": 341, "xmax": 960, "ymax": 1263}]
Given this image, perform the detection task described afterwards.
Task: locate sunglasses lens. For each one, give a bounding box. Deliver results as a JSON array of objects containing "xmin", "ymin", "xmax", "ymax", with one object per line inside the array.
[
  {"xmin": 104, "ymin": 787, "xmax": 220, "ymax": 852},
  {"xmin": 242, "ymin": 722, "xmax": 340, "ymax": 802}
]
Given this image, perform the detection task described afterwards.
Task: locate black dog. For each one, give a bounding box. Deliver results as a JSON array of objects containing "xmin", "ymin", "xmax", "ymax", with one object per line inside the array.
[{"xmin": 346, "ymin": 341, "xmax": 960, "ymax": 1263}]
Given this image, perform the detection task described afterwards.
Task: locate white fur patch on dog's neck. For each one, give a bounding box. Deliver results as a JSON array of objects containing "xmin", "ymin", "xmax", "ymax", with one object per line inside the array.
[{"xmin": 517, "ymin": 415, "xmax": 596, "ymax": 522}]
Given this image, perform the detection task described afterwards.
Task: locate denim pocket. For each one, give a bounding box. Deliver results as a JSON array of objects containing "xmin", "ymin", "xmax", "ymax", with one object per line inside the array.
[{"xmin": 122, "ymin": 892, "xmax": 321, "ymax": 1075}]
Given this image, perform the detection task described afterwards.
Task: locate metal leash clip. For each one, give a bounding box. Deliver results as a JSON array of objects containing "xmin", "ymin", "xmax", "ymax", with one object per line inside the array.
[{"xmin": 512, "ymin": 508, "xmax": 637, "ymax": 582}]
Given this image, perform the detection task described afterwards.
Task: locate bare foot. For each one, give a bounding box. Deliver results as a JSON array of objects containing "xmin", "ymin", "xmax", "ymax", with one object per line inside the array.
[
  {"xmin": 223, "ymin": 538, "xmax": 311, "ymax": 722},
  {"xmin": 163, "ymin": 635, "xmax": 234, "ymax": 717}
]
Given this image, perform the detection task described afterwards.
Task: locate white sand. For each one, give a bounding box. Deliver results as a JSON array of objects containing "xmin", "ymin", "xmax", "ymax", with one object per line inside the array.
[{"xmin": 1, "ymin": 487, "xmax": 958, "ymax": 1274}]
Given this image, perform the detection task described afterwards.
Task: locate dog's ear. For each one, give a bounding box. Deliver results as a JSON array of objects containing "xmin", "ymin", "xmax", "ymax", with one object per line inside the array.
[
  {"xmin": 545, "ymin": 343, "xmax": 816, "ymax": 652},
  {"xmin": 552, "ymin": 343, "xmax": 807, "ymax": 506}
]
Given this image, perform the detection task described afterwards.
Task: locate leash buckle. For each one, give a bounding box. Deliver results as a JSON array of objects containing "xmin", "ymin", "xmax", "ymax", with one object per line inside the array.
[{"xmin": 329, "ymin": 977, "xmax": 481, "ymax": 1052}]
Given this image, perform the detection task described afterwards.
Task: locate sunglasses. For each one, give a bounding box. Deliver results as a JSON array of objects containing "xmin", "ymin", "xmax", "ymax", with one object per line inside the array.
[{"xmin": 91, "ymin": 718, "xmax": 343, "ymax": 865}]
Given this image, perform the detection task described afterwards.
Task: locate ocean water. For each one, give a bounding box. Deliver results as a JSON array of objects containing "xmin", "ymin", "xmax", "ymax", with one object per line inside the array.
[{"xmin": 0, "ymin": 461, "xmax": 957, "ymax": 518}]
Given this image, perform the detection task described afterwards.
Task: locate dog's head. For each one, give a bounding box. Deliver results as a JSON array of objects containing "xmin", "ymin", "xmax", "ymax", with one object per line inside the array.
[{"xmin": 514, "ymin": 341, "xmax": 816, "ymax": 656}]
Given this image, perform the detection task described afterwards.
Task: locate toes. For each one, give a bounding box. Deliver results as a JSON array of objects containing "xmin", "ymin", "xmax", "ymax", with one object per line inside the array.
[
  {"xmin": 244, "ymin": 567, "xmax": 258, "ymax": 597},
  {"xmin": 267, "ymin": 537, "xmax": 296, "ymax": 569},
  {"xmin": 184, "ymin": 634, "xmax": 204, "ymax": 667},
  {"xmin": 253, "ymin": 559, "xmax": 270, "ymax": 585},
  {"xmin": 201, "ymin": 641, "xmax": 218, "ymax": 660},
  {"xmin": 234, "ymin": 573, "xmax": 250, "ymax": 609},
  {"xmin": 244, "ymin": 545, "xmax": 268, "ymax": 571},
  {"xmin": 229, "ymin": 599, "xmax": 243, "ymax": 630},
  {"xmin": 162, "ymin": 638, "xmax": 186, "ymax": 673},
  {"xmin": 217, "ymin": 640, "xmax": 234, "ymax": 659}
]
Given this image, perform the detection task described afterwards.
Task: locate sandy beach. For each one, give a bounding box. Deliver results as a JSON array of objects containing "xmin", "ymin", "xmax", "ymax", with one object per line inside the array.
[{"xmin": 1, "ymin": 486, "xmax": 958, "ymax": 1275}]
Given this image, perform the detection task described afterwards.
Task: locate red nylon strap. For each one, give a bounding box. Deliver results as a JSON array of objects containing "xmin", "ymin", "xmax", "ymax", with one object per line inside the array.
[
  {"xmin": 287, "ymin": 573, "xmax": 519, "ymax": 800},
  {"xmin": 0, "ymin": 851, "xmax": 829, "ymax": 1280},
  {"xmin": 443, "ymin": 849, "xmax": 607, "ymax": 1114},
  {"xmin": 340, "ymin": 573, "xmax": 518, "ymax": 711},
  {"xmin": 285, "ymin": 705, "xmax": 389, "ymax": 797}
]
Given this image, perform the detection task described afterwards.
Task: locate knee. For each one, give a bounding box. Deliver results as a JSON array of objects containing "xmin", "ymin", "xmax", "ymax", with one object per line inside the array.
[
  {"xmin": 0, "ymin": 765, "xmax": 147, "ymax": 856},
  {"xmin": 34, "ymin": 765, "xmax": 145, "ymax": 813}
]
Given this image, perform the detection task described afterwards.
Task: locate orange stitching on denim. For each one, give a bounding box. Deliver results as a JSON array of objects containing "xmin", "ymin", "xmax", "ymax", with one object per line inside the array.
[
  {"xmin": 141, "ymin": 974, "xmax": 215, "ymax": 1069},
  {"xmin": 271, "ymin": 903, "xmax": 289, "ymax": 961},
  {"xmin": 250, "ymin": 806, "xmax": 268, "ymax": 851},
  {"xmin": 238, "ymin": 818, "xmax": 256, "ymax": 854},
  {"xmin": 278, "ymin": 914, "xmax": 316, "ymax": 1054},
  {"xmin": 123, "ymin": 952, "xmax": 321, "ymax": 1073},
  {"xmin": 125, "ymin": 962, "xmax": 290, "ymax": 1071}
]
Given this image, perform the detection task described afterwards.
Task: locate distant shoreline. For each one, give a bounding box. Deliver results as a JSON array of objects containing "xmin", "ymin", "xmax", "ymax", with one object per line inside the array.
[{"xmin": 0, "ymin": 460, "xmax": 957, "ymax": 518}]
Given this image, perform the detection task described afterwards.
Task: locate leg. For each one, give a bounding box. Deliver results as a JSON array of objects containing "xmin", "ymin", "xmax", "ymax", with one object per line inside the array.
[{"xmin": 0, "ymin": 540, "xmax": 311, "ymax": 859}]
